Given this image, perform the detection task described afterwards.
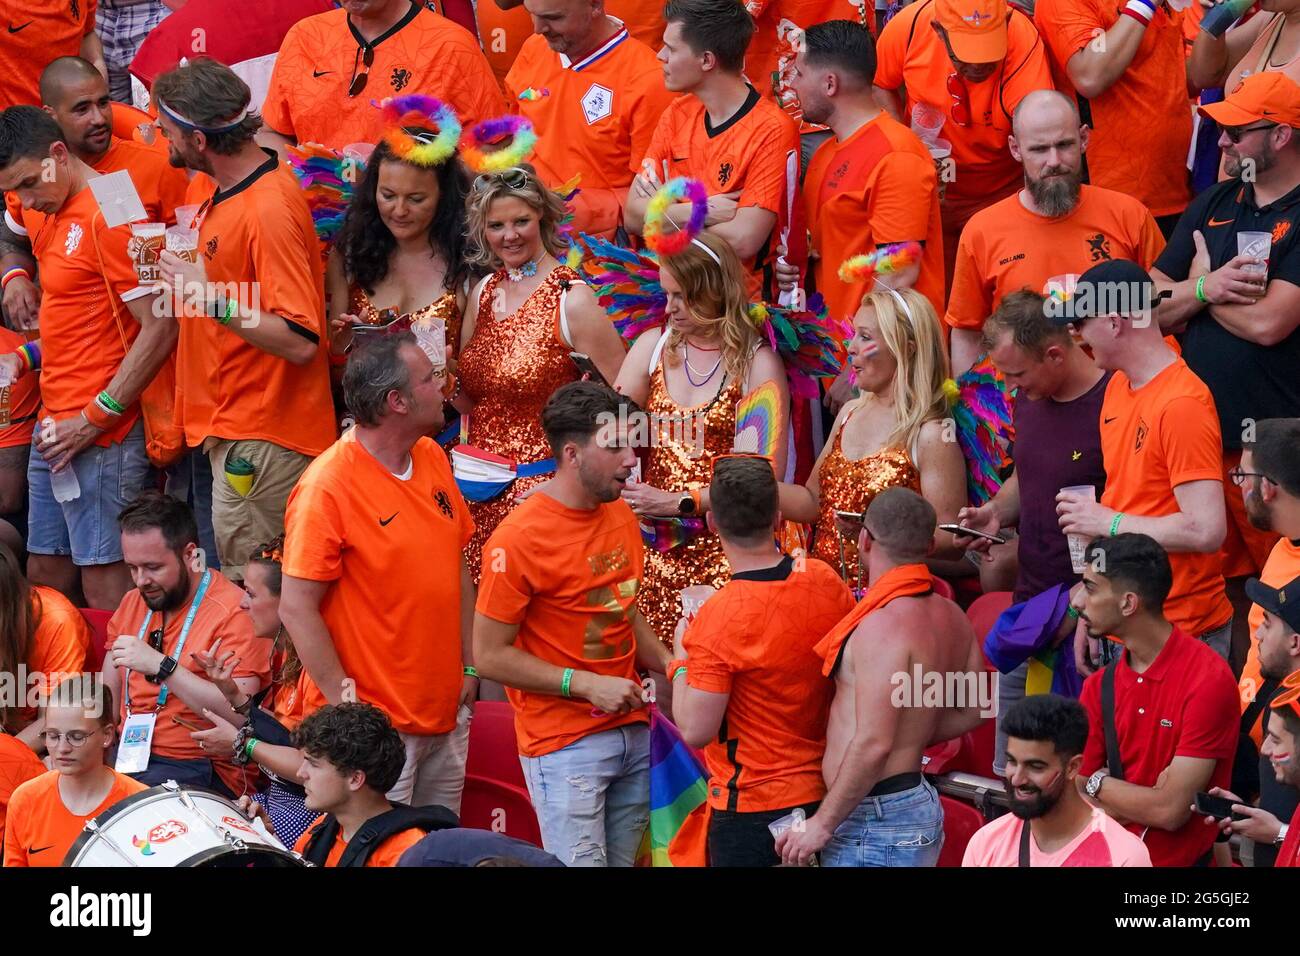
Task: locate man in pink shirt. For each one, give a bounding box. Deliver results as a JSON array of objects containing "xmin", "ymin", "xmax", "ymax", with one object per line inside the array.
[{"xmin": 963, "ymin": 694, "xmax": 1151, "ymax": 866}]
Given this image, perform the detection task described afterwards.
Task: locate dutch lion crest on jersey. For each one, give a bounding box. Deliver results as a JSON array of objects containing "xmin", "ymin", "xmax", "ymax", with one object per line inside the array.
[{"xmin": 64, "ymin": 222, "xmax": 83, "ymax": 256}]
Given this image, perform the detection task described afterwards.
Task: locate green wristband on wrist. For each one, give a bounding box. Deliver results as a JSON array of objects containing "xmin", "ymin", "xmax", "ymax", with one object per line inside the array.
[
  {"xmin": 560, "ymin": 667, "xmax": 574, "ymax": 698},
  {"xmin": 1066, "ymin": 606, "xmax": 1081, "ymax": 620},
  {"xmin": 245, "ymin": 738, "xmax": 259, "ymax": 761},
  {"xmin": 463, "ymin": 665, "xmax": 478, "ymax": 678},
  {"xmin": 1195, "ymin": 275, "xmax": 1208, "ymax": 304},
  {"xmin": 1109, "ymin": 512, "xmax": 1125, "ymax": 537}
]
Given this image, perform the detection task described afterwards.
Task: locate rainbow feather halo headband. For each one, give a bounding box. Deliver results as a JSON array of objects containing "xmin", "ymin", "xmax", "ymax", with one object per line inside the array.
[
  {"xmin": 643, "ymin": 177, "xmax": 708, "ymax": 257},
  {"xmin": 379, "ymin": 95, "xmax": 461, "ymax": 167},
  {"xmin": 838, "ymin": 241, "xmax": 923, "ymax": 283},
  {"xmin": 462, "ymin": 115, "xmax": 538, "ymax": 173}
]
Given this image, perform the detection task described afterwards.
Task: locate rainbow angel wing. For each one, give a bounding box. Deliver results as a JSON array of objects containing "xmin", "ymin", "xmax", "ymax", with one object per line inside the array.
[
  {"xmin": 747, "ymin": 297, "xmax": 848, "ymax": 400},
  {"xmin": 576, "ymin": 233, "xmax": 667, "ymax": 341},
  {"xmin": 951, "ymin": 353, "xmax": 1016, "ymax": 505},
  {"xmin": 286, "ymin": 144, "xmax": 358, "ymax": 255}
]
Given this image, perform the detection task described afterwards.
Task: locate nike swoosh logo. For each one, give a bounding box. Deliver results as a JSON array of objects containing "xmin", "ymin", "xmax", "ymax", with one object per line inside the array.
[
  {"xmin": 1104, "ymin": 417, "xmax": 1118, "ymax": 424},
  {"xmin": 29, "ymin": 845, "xmax": 53, "ymax": 854},
  {"xmin": 8, "ymin": 21, "xmax": 32, "ymax": 32},
  {"xmin": 313, "ymin": 69, "xmax": 333, "ymax": 78},
  {"xmin": 379, "ymin": 512, "xmax": 398, "ymax": 526},
  {"xmin": 1207, "ymin": 217, "xmax": 1234, "ymax": 227}
]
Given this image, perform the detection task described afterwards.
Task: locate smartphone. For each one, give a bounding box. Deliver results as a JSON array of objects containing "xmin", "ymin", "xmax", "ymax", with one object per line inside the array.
[
  {"xmin": 939, "ymin": 523, "xmax": 1007, "ymax": 545},
  {"xmin": 1194, "ymin": 792, "xmax": 1247, "ymax": 822},
  {"xmin": 834, "ymin": 510, "xmax": 864, "ymax": 525},
  {"xmin": 569, "ymin": 351, "xmax": 609, "ymax": 386},
  {"xmin": 171, "ymin": 714, "xmax": 202, "ymax": 732}
]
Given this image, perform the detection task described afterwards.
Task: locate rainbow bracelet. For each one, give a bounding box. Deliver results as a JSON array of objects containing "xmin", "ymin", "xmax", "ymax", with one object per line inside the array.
[
  {"xmin": 15, "ymin": 341, "xmax": 40, "ymax": 373},
  {"xmin": 1, "ymin": 267, "xmax": 31, "ymax": 291}
]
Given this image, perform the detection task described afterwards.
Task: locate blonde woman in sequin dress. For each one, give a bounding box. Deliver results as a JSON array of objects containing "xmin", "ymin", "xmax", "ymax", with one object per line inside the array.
[
  {"xmin": 327, "ymin": 140, "xmax": 476, "ymax": 374},
  {"xmin": 456, "ymin": 166, "xmax": 627, "ymax": 581},
  {"xmin": 774, "ymin": 287, "xmax": 966, "ymax": 592},
  {"xmin": 615, "ymin": 234, "xmax": 789, "ymax": 647}
]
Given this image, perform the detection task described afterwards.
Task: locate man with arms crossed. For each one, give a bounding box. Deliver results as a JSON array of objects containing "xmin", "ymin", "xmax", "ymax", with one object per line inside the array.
[{"xmin": 777, "ymin": 487, "xmax": 985, "ymax": 866}]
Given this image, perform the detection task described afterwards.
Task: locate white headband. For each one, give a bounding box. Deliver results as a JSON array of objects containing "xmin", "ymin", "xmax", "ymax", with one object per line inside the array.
[
  {"xmin": 691, "ymin": 237, "xmax": 722, "ymax": 266},
  {"xmin": 883, "ymin": 284, "xmax": 914, "ymax": 324}
]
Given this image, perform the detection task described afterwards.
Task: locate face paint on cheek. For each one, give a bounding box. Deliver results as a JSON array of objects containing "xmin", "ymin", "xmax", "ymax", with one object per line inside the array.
[{"xmin": 861, "ymin": 341, "xmax": 879, "ymax": 359}]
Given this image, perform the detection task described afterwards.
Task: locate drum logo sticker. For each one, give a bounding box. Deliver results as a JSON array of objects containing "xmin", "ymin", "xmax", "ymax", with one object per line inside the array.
[
  {"xmin": 148, "ymin": 820, "xmax": 188, "ymax": 843},
  {"xmin": 223, "ymin": 814, "xmax": 257, "ymax": 835},
  {"xmin": 130, "ymin": 835, "xmax": 155, "ymax": 856}
]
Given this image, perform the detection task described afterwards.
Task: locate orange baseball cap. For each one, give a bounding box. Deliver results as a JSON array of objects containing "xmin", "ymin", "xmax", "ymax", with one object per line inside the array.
[
  {"xmin": 935, "ymin": 0, "xmax": 1009, "ymax": 64},
  {"xmin": 1199, "ymin": 71, "xmax": 1300, "ymax": 128}
]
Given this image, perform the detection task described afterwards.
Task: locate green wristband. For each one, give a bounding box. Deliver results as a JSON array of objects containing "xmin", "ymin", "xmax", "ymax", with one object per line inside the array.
[
  {"xmin": 463, "ymin": 665, "xmax": 478, "ymax": 678},
  {"xmin": 1109, "ymin": 512, "xmax": 1125, "ymax": 537},
  {"xmin": 244, "ymin": 738, "xmax": 259, "ymax": 761},
  {"xmin": 560, "ymin": 667, "xmax": 574, "ymax": 698},
  {"xmin": 98, "ymin": 390, "xmax": 126, "ymax": 415},
  {"xmin": 1066, "ymin": 606, "xmax": 1081, "ymax": 620},
  {"xmin": 1195, "ymin": 275, "xmax": 1207, "ymax": 304}
]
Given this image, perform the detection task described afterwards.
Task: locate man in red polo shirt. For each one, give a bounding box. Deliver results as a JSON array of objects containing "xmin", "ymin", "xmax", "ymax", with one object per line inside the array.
[{"xmin": 1073, "ymin": 533, "xmax": 1239, "ymax": 867}]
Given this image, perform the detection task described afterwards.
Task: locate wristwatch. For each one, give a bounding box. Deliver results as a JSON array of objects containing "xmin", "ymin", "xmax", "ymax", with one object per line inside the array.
[
  {"xmin": 149, "ymin": 655, "xmax": 179, "ymax": 685},
  {"xmin": 677, "ymin": 491, "xmax": 696, "ymax": 515},
  {"xmin": 1085, "ymin": 769, "xmax": 1109, "ymax": 798},
  {"xmin": 1276, "ymin": 823, "xmax": 1290, "ymax": 847}
]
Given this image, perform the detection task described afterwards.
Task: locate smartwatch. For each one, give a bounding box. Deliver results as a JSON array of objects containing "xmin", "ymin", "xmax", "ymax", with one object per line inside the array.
[
  {"xmin": 149, "ymin": 655, "xmax": 179, "ymax": 685},
  {"xmin": 677, "ymin": 491, "xmax": 696, "ymax": 515}
]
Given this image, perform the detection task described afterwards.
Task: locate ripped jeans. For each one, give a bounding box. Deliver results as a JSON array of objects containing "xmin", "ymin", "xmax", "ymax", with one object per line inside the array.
[
  {"xmin": 520, "ymin": 723, "xmax": 650, "ymax": 867},
  {"xmin": 820, "ymin": 778, "xmax": 944, "ymax": 868}
]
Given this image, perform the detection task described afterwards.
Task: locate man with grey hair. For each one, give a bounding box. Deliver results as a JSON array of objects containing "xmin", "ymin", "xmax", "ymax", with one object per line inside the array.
[
  {"xmin": 945, "ymin": 88, "xmax": 1165, "ymax": 373},
  {"xmin": 280, "ymin": 332, "xmax": 478, "ymax": 812}
]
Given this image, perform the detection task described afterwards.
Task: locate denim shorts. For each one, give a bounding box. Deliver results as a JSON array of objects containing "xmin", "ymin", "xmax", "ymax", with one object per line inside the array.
[
  {"xmin": 27, "ymin": 418, "xmax": 150, "ymax": 566},
  {"xmin": 821, "ymin": 778, "xmax": 944, "ymax": 868}
]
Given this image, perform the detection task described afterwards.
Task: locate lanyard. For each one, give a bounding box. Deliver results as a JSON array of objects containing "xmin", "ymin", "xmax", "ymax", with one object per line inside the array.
[{"xmin": 126, "ymin": 570, "xmax": 211, "ymax": 715}]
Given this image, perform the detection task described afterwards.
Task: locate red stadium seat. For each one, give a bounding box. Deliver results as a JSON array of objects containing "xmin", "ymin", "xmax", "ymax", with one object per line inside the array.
[
  {"xmin": 930, "ymin": 576, "xmax": 955, "ymax": 602},
  {"xmin": 966, "ymin": 591, "xmax": 1014, "ymax": 646},
  {"xmin": 466, "ymin": 700, "xmax": 526, "ymax": 789},
  {"xmin": 459, "ymin": 775, "xmax": 543, "ymax": 847},
  {"xmin": 80, "ymin": 608, "xmax": 113, "ymax": 673},
  {"xmin": 937, "ymin": 796, "xmax": 985, "ymax": 867}
]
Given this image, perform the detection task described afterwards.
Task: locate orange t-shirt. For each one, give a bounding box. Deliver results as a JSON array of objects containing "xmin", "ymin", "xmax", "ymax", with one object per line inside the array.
[
  {"xmin": 683, "ymin": 556, "xmax": 855, "ymax": 812},
  {"xmin": 507, "ymin": 26, "xmax": 676, "ymax": 238},
  {"xmin": 293, "ymin": 814, "xmax": 425, "ymax": 866},
  {"xmin": 476, "ymin": 492, "xmax": 648, "ymax": 758},
  {"xmin": 179, "ymin": 152, "xmax": 335, "ymax": 456},
  {"xmin": 1099, "ymin": 359, "xmax": 1232, "ymax": 637},
  {"xmin": 3, "ymin": 768, "xmax": 146, "ymax": 867},
  {"xmin": 747, "ymin": 0, "xmax": 875, "ymax": 127},
  {"xmin": 0, "ymin": 0, "xmax": 96, "ymax": 109},
  {"xmin": 641, "ymin": 87, "xmax": 799, "ymax": 300},
  {"xmin": 21, "ymin": 187, "xmax": 145, "ymax": 446},
  {"xmin": 875, "ymin": 0, "xmax": 1054, "ymax": 218},
  {"xmin": 0, "ymin": 324, "xmax": 39, "ymax": 449},
  {"xmin": 27, "ymin": 584, "xmax": 92, "ymax": 692},
  {"xmin": 803, "ymin": 112, "xmax": 945, "ymax": 324},
  {"xmin": 262, "ymin": 4, "xmax": 505, "ymax": 149},
  {"xmin": 109, "ymin": 571, "xmax": 269, "ymax": 763},
  {"xmin": 479, "ymin": 2, "xmax": 663, "ymax": 89},
  {"xmin": 1239, "ymin": 536, "xmax": 1300, "ymax": 744},
  {"xmin": 1035, "ymin": 0, "xmax": 1191, "ymax": 217},
  {"xmin": 0, "ymin": 734, "xmax": 45, "ymax": 850},
  {"xmin": 945, "ymin": 184, "xmax": 1166, "ymax": 332},
  {"xmin": 282, "ymin": 431, "xmax": 475, "ymax": 736}
]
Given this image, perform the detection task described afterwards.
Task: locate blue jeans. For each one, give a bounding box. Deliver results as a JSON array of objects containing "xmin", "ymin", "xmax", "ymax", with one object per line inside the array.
[
  {"xmin": 821, "ymin": 779, "xmax": 944, "ymax": 867},
  {"xmin": 520, "ymin": 723, "xmax": 650, "ymax": 867}
]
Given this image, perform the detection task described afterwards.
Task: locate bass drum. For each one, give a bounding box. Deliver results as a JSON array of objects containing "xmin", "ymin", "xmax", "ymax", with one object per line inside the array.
[{"xmin": 65, "ymin": 780, "xmax": 307, "ymax": 867}]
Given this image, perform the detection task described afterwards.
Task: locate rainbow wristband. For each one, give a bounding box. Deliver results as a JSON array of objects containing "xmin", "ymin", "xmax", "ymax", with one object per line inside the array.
[
  {"xmin": 1, "ymin": 267, "xmax": 31, "ymax": 291},
  {"xmin": 16, "ymin": 342, "xmax": 39, "ymax": 373},
  {"xmin": 560, "ymin": 667, "xmax": 574, "ymax": 698},
  {"xmin": 1109, "ymin": 512, "xmax": 1125, "ymax": 537},
  {"xmin": 1195, "ymin": 275, "xmax": 1208, "ymax": 304}
]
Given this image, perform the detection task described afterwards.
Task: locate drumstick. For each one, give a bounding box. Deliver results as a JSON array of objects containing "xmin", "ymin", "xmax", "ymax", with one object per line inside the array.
[{"xmin": 172, "ymin": 714, "xmax": 203, "ymax": 731}]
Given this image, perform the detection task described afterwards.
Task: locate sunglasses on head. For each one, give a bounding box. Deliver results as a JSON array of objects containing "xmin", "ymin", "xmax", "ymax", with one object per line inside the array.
[
  {"xmin": 1223, "ymin": 122, "xmax": 1277, "ymax": 144},
  {"xmin": 472, "ymin": 167, "xmax": 531, "ymax": 193},
  {"xmin": 348, "ymin": 43, "xmax": 375, "ymax": 98}
]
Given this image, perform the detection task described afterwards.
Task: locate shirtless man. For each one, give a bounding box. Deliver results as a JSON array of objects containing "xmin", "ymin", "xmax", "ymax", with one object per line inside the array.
[{"xmin": 777, "ymin": 488, "xmax": 986, "ymax": 867}]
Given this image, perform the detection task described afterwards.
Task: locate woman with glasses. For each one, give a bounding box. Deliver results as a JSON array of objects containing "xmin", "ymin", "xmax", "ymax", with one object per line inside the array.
[
  {"xmin": 3, "ymin": 680, "xmax": 146, "ymax": 867},
  {"xmin": 327, "ymin": 112, "xmax": 474, "ymax": 408},
  {"xmin": 456, "ymin": 164, "xmax": 627, "ymax": 580},
  {"xmin": 188, "ymin": 537, "xmax": 317, "ymax": 846},
  {"xmin": 0, "ymin": 543, "xmax": 91, "ymax": 749},
  {"xmin": 614, "ymin": 234, "xmax": 790, "ymax": 647},
  {"xmin": 777, "ymin": 288, "xmax": 965, "ymax": 594}
]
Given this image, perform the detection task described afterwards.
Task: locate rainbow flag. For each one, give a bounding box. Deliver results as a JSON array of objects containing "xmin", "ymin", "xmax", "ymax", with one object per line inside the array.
[
  {"xmin": 733, "ymin": 381, "xmax": 785, "ymax": 458},
  {"xmin": 642, "ymin": 707, "xmax": 709, "ymax": 867}
]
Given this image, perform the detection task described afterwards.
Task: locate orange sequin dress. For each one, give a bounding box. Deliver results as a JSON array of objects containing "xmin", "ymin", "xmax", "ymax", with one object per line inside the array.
[
  {"xmin": 810, "ymin": 419, "xmax": 921, "ymax": 592},
  {"xmin": 638, "ymin": 356, "xmax": 745, "ymax": 647},
  {"xmin": 457, "ymin": 267, "xmax": 582, "ymax": 580},
  {"xmin": 349, "ymin": 286, "xmax": 463, "ymax": 357}
]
